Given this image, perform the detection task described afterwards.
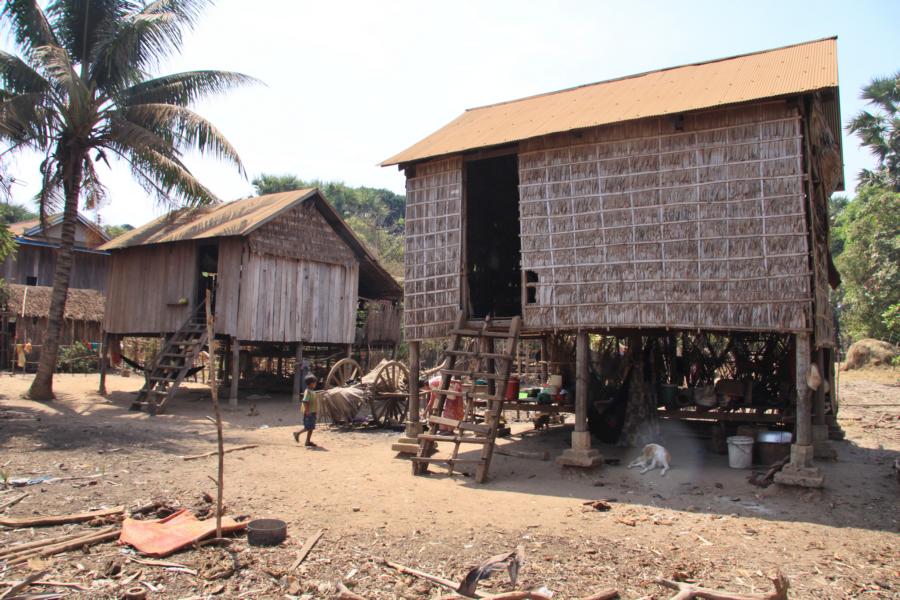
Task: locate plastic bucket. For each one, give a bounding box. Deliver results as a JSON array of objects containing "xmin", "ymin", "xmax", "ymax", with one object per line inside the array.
[
  {"xmin": 726, "ymin": 436, "xmax": 754, "ymax": 469},
  {"xmin": 505, "ymin": 376, "xmax": 520, "ymax": 401}
]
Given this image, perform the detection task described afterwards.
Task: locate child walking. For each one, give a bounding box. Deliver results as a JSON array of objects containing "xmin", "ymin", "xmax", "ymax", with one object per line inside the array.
[{"xmin": 293, "ymin": 374, "xmax": 319, "ymax": 447}]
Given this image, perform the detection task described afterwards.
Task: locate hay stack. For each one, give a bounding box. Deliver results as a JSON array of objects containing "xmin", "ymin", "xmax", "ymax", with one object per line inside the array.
[{"xmin": 843, "ymin": 339, "xmax": 897, "ymax": 370}]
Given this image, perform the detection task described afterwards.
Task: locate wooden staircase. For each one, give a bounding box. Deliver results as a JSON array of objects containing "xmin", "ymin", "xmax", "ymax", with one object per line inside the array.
[
  {"xmin": 412, "ymin": 314, "xmax": 521, "ymax": 483},
  {"xmin": 132, "ymin": 304, "xmax": 209, "ymax": 415}
]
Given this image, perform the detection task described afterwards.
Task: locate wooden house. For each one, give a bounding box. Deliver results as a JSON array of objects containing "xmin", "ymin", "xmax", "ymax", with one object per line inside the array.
[
  {"xmin": 383, "ymin": 38, "xmax": 843, "ymax": 485},
  {"xmin": 1, "ymin": 213, "xmax": 110, "ymax": 368},
  {"xmin": 100, "ymin": 189, "xmax": 402, "ymax": 413}
]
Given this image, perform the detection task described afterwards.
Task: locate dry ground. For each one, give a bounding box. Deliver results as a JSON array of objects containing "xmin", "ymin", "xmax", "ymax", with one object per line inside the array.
[{"xmin": 0, "ymin": 368, "xmax": 897, "ymax": 599}]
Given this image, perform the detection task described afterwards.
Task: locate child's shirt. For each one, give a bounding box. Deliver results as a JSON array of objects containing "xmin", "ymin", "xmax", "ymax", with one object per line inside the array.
[{"xmin": 301, "ymin": 388, "xmax": 318, "ymax": 413}]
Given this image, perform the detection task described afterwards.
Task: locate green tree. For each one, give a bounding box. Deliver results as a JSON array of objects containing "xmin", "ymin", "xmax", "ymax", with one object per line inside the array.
[
  {"xmin": 833, "ymin": 185, "xmax": 900, "ymax": 342},
  {"xmin": 0, "ymin": 202, "xmax": 37, "ymax": 224},
  {"xmin": 0, "ymin": 0, "xmax": 255, "ymax": 400},
  {"xmin": 104, "ymin": 223, "xmax": 133, "ymax": 239},
  {"xmin": 847, "ymin": 72, "xmax": 900, "ymax": 190},
  {"xmin": 251, "ymin": 173, "xmax": 304, "ymax": 195}
]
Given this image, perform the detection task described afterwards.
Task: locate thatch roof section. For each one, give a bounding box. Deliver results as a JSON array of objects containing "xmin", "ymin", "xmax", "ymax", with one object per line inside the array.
[
  {"xmin": 382, "ymin": 37, "xmax": 839, "ymax": 166},
  {"xmin": 101, "ymin": 190, "xmax": 316, "ymax": 250},
  {"xmin": 5, "ymin": 284, "xmax": 105, "ymax": 321}
]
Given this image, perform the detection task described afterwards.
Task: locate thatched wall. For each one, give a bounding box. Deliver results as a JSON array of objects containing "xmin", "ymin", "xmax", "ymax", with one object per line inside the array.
[
  {"xmin": 357, "ymin": 300, "xmax": 401, "ymax": 345},
  {"xmin": 404, "ymin": 157, "xmax": 463, "ymax": 340},
  {"xmin": 517, "ymin": 101, "xmax": 812, "ymax": 332},
  {"xmin": 248, "ymin": 202, "xmax": 356, "ymax": 265}
]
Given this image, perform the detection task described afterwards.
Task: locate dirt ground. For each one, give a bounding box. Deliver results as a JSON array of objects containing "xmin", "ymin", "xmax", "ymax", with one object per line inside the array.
[{"xmin": 0, "ymin": 368, "xmax": 897, "ymax": 599}]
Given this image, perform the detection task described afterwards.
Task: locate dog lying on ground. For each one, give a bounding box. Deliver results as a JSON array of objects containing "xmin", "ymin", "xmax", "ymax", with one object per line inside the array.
[{"xmin": 627, "ymin": 443, "xmax": 671, "ymax": 475}]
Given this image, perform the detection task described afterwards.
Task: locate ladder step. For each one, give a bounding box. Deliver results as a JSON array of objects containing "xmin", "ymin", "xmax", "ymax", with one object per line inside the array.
[
  {"xmin": 444, "ymin": 350, "xmax": 512, "ymax": 362},
  {"xmin": 451, "ymin": 329, "xmax": 515, "ymax": 339},
  {"xmin": 160, "ymin": 353, "xmax": 189, "ymax": 358},
  {"xmin": 411, "ymin": 457, "xmax": 483, "ymax": 465},
  {"xmin": 149, "ymin": 376, "xmax": 177, "ymax": 383},
  {"xmin": 427, "ymin": 415, "xmax": 491, "ymax": 434},
  {"xmin": 441, "ymin": 369, "xmax": 506, "ymax": 381},
  {"xmin": 418, "ymin": 434, "xmax": 491, "ymax": 444},
  {"xmin": 171, "ymin": 341, "xmax": 201, "ymax": 346},
  {"xmin": 429, "ymin": 388, "xmax": 470, "ymax": 396}
]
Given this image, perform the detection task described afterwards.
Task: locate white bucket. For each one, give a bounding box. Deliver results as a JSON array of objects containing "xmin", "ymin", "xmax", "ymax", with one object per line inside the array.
[{"xmin": 726, "ymin": 435, "xmax": 754, "ymax": 469}]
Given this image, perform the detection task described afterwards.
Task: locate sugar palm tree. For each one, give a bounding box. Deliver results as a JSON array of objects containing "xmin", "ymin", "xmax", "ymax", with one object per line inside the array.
[
  {"xmin": 0, "ymin": 0, "xmax": 255, "ymax": 400},
  {"xmin": 847, "ymin": 72, "xmax": 900, "ymax": 190}
]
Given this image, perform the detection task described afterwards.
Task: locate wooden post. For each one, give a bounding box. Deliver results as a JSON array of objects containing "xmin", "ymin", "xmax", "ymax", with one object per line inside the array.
[
  {"xmin": 813, "ymin": 348, "xmax": 826, "ymax": 426},
  {"xmin": 230, "ymin": 337, "xmax": 240, "ymax": 408},
  {"xmin": 556, "ymin": 330, "xmax": 602, "ymax": 468},
  {"xmin": 277, "ymin": 355, "xmax": 283, "ymax": 379},
  {"xmin": 540, "ymin": 336, "xmax": 549, "ymax": 383},
  {"xmin": 98, "ymin": 332, "xmax": 109, "ymax": 395},
  {"xmin": 575, "ymin": 330, "xmax": 588, "ymax": 433},
  {"xmin": 293, "ymin": 342, "xmax": 304, "ymax": 403},
  {"xmin": 205, "ymin": 291, "xmax": 224, "ymax": 537},
  {"xmin": 406, "ymin": 340, "xmax": 421, "ymax": 437}
]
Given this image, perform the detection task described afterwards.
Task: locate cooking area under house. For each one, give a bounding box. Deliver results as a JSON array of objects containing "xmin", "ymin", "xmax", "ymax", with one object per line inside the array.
[
  {"xmin": 99, "ymin": 189, "xmax": 401, "ymax": 415},
  {"xmin": 383, "ymin": 37, "xmax": 844, "ymax": 487}
]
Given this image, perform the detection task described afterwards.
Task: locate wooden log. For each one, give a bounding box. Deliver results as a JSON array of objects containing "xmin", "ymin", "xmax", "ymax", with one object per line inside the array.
[
  {"xmin": 579, "ymin": 590, "xmax": 619, "ymax": 600},
  {"xmin": 8, "ymin": 529, "xmax": 120, "ymax": 565},
  {"xmin": 0, "ymin": 506, "xmax": 123, "ymax": 528},
  {"xmin": 289, "ymin": 528, "xmax": 324, "ymax": 571},
  {"xmin": 180, "ymin": 445, "xmax": 257, "ymax": 461},
  {"xmin": 373, "ymin": 556, "xmax": 487, "ymax": 598},
  {"xmin": 0, "ymin": 531, "xmax": 89, "ymax": 558},
  {"xmin": 337, "ymin": 582, "xmax": 367, "ymax": 600}
]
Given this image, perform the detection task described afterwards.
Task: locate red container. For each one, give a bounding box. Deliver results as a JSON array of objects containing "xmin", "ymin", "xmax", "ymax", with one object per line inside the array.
[{"xmin": 504, "ymin": 376, "xmax": 520, "ymax": 401}]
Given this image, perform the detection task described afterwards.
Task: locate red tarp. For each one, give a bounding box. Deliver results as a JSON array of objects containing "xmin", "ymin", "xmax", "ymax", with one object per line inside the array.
[{"xmin": 119, "ymin": 508, "xmax": 246, "ymax": 557}]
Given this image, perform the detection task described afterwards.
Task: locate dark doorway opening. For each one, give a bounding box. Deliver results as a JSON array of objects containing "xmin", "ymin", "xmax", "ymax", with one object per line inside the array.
[
  {"xmin": 465, "ymin": 154, "xmax": 521, "ymax": 319},
  {"xmin": 196, "ymin": 243, "xmax": 219, "ymax": 311}
]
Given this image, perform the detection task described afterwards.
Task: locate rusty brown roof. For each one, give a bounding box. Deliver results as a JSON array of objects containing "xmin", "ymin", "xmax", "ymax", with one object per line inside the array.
[{"xmin": 382, "ymin": 37, "xmax": 839, "ymax": 166}]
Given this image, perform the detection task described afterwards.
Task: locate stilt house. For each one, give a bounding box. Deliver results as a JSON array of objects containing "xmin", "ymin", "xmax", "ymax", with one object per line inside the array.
[
  {"xmin": 100, "ymin": 189, "xmax": 401, "ymax": 413},
  {"xmin": 384, "ymin": 38, "xmax": 843, "ymax": 483}
]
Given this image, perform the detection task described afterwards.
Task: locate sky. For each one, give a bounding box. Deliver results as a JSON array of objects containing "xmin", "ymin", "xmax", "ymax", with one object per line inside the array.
[{"xmin": 2, "ymin": 0, "xmax": 899, "ymax": 228}]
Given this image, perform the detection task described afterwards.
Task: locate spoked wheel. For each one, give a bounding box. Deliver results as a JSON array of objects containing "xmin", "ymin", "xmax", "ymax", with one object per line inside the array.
[
  {"xmin": 368, "ymin": 360, "xmax": 409, "ymax": 427},
  {"xmin": 325, "ymin": 358, "xmax": 363, "ymax": 389}
]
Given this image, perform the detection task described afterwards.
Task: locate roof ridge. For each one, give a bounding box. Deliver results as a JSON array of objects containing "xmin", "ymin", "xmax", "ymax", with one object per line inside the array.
[{"xmin": 465, "ymin": 36, "xmax": 838, "ymax": 113}]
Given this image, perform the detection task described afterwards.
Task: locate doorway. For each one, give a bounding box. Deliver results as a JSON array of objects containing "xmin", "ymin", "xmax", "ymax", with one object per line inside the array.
[
  {"xmin": 196, "ymin": 243, "xmax": 219, "ymax": 311},
  {"xmin": 465, "ymin": 154, "xmax": 521, "ymax": 319}
]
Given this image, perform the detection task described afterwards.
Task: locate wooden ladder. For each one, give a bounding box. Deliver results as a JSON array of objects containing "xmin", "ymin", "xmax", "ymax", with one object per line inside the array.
[
  {"xmin": 132, "ymin": 304, "xmax": 209, "ymax": 415},
  {"xmin": 412, "ymin": 313, "xmax": 521, "ymax": 483}
]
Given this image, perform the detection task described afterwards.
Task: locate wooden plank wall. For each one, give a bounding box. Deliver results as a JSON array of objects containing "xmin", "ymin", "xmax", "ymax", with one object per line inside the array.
[
  {"xmin": 403, "ymin": 157, "xmax": 463, "ymax": 341},
  {"xmin": 103, "ymin": 242, "xmax": 197, "ymax": 334},
  {"xmin": 358, "ymin": 300, "xmax": 401, "ymax": 345},
  {"xmin": 517, "ymin": 101, "xmax": 812, "ymax": 333},
  {"xmin": 234, "ymin": 251, "xmax": 358, "ymax": 344},
  {"xmin": 213, "ymin": 237, "xmax": 244, "ymax": 337},
  {"xmin": 0, "ymin": 245, "xmax": 109, "ymax": 292}
]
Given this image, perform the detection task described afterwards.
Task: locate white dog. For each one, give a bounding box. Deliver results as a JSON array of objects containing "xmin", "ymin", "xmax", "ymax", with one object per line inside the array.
[{"xmin": 627, "ymin": 443, "xmax": 671, "ymax": 476}]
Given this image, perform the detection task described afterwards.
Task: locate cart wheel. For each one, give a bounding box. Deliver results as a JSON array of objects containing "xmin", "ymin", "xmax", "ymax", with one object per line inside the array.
[
  {"xmin": 325, "ymin": 358, "xmax": 362, "ymax": 389},
  {"xmin": 369, "ymin": 360, "xmax": 409, "ymax": 427}
]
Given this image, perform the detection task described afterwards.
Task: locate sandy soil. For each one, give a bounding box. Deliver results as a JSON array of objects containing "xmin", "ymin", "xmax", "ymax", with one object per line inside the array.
[{"xmin": 0, "ymin": 370, "xmax": 897, "ymax": 599}]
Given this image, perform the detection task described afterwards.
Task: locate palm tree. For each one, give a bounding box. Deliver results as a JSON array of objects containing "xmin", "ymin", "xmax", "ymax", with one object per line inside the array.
[
  {"xmin": 847, "ymin": 72, "xmax": 900, "ymax": 190},
  {"xmin": 0, "ymin": 0, "xmax": 255, "ymax": 400}
]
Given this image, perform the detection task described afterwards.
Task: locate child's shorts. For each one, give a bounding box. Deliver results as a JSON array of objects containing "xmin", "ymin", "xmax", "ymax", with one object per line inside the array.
[{"xmin": 303, "ymin": 413, "xmax": 317, "ymax": 430}]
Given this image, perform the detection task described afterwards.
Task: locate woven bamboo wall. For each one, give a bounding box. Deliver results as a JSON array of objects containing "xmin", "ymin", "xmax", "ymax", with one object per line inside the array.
[
  {"xmin": 517, "ymin": 101, "xmax": 812, "ymax": 332},
  {"xmin": 403, "ymin": 157, "xmax": 463, "ymax": 340},
  {"xmin": 248, "ymin": 202, "xmax": 356, "ymax": 266}
]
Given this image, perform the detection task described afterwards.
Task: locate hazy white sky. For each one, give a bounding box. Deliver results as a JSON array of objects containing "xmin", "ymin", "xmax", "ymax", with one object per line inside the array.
[{"xmin": 3, "ymin": 0, "xmax": 899, "ymax": 227}]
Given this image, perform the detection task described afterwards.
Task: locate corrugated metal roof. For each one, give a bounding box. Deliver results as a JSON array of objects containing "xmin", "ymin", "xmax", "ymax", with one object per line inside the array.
[
  {"xmin": 382, "ymin": 37, "xmax": 839, "ymax": 166},
  {"xmin": 101, "ymin": 190, "xmax": 317, "ymax": 250},
  {"xmin": 8, "ymin": 213, "xmax": 111, "ymax": 244}
]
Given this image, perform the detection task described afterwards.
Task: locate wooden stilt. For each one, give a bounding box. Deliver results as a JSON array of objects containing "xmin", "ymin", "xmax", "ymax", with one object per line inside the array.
[
  {"xmin": 230, "ymin": 337, "xmax": 240, "ymax": 407},
  {"xmin": 293, "ymin": 343, "xmax": 304, "ymax": 402},
  {"xmin": 98, "ymin": 332, "xmax": 109, "ymax": 395}
]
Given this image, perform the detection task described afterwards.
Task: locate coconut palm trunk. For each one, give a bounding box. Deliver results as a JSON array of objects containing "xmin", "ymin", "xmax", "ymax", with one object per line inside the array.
[{"xmin": 28, "ymin": 147, "xmax": 84, "ymax": 400}]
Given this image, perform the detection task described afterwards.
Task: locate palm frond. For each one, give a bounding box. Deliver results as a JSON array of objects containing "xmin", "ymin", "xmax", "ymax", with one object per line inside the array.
[
  {"xmin": 81, "ymin": 155, "xmax": 108, "ymax": 210},
  {"xmin": 32, "ymin": 44, "xmax": 91, "ymax": 111},
  {"xmin": 0, "ymin": 50, "xmax": 52, "ymax": 94},
  {"xmin": 103, "ymin": 113, "xmax": 177, "ymax": 153},
  {"xmin": 860, "ymin": 72, "xmax": 900, "ymax": 114},
  {"xmin": 0, "ymin": 93, "xmax": 52, "ymax": 145},
  {"xmin": 35, "ymin": 154, "xmax": 64, "ymax": 223},
  {"xmin": 0, "ymin": 1, "xmax": 58, "ymax": 59},
  {"xmin": 120, "ymin": 103, "xmax": 244, "ymax": 175},
  {"xmin": 46, "ymin": 0, "xmax": 140, "ymax": 66},
  {"xmin": 121, "ymin": 70, "xmax": 260, "ymax": 107},
  {"xmin": 89, "ymin": 11, "xmax": 177, "ymax": 89},
  {"xmin": 110, "ymin": 143, "xmax": 217, "ymax": 207}
]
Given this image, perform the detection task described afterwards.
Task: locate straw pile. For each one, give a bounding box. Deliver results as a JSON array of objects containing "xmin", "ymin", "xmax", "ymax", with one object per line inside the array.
[{"xmin": 843, "ymin": 339, "xmax": 897, "ymax": 371}]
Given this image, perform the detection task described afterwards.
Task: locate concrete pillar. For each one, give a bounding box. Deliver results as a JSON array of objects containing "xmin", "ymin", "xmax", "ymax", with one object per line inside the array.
[
  {"xmin": 557, "ymin": 331, "xmax": 603, "ymax": 468},
  {"xmin": 230, "ymin": 337, "xmax": 240, "ymax": 407},
  {"xmin": 775, "ymin": 332, "xmax": 824, "ymax": 487}
]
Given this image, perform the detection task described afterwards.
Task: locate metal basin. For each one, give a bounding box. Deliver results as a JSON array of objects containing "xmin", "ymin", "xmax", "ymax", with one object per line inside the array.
[{"xmin": 247, "ymin": 518, "xmax": 287, "ymax": 546}]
